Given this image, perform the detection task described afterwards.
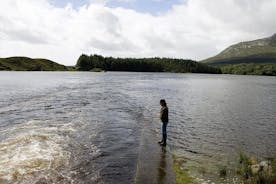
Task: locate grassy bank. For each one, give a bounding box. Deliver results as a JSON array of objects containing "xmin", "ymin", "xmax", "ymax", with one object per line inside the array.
[
  {"xmin": 237, "ymin": 153, "xmax": 276, "ymax": 184},
  {"xmin": 0, "ymin": 57, "xmax": 68, "ymax": 71},
  {"xmin": 172, "ymin": 153, "xmax": 276, "ymax": 184},
  {"xmin": 173, "ymin": 155, "xmax": 195, "ymax": 184}
]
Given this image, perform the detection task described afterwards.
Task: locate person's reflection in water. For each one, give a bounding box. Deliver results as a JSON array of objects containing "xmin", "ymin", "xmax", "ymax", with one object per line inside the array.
[{"xmin": 157, "ymin": 146, "xmax": 167, "ymax": 184}]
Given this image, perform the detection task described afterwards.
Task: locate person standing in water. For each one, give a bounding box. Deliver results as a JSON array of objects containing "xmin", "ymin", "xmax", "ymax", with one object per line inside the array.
[{"xmin": 159, "ymin": 99, "xmax": 169, "ymax": 146}]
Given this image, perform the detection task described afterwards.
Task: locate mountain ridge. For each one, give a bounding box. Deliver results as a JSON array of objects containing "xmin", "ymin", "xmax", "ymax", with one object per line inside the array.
[{"xmin": 203, "ymin": 34, "xmax": 276, "ymax": 64}]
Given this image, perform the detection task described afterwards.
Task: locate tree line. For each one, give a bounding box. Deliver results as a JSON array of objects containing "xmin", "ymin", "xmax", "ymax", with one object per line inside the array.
[
  {"xmin": 76, "ymin": 54, "xmax": 222, "ymax": 74},
  {"xmin": 220, "ymin": 63, "xmax": 276, "ymax": 76}
]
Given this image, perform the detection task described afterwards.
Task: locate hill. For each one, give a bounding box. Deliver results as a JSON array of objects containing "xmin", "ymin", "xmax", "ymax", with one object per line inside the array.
[
  {"xmin": 75, "ymin": 54, "xmax": 222, "ymax": 74},
  {"xmin": 202, "ymin": 34, "xmax": 276, "ymax": 75},
  {"xmin": 0, "ymin": 57, "xmax": 68, "ymax": 71},
  {"xmin": 203, "ymin": 34, "xmax": 276, "ymax": 64}
]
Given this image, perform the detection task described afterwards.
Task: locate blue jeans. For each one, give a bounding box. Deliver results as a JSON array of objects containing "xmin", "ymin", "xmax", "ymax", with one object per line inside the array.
[{"xmin": 162, "ymin": 122, "xmax": 168, "ymax": 137}]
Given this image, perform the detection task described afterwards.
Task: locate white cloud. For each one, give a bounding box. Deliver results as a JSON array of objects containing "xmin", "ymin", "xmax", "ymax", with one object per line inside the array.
[{"xmin": 0, "ymin": 0, "xmax": 276, "ymax": 65}]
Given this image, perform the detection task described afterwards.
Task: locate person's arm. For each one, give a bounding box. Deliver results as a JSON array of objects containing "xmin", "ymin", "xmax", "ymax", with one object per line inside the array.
[{"xmin": 160, "ymin": 107, "xmax": 164, "ymax": 120}]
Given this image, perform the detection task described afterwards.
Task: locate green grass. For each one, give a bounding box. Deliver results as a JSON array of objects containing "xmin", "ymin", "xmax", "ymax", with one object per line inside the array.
[
  {"xmin": 0, "ymin": 57, "xmax": 68, "ymax": 71},
  {"xmin": 90, "ymin": 68, "xmax": 105, "ymax": 72},
  {"xmin": 219, "ymin": 166, "xmax": 227, "ymax": 177},
  {"xmin": 172, "ymin": 153, "xmax": 276, "ymax": 184},
  {"xmin": 67, "ymin": 66, "xmax": 77, "ymax": 71},
  {"xmin": 173, "ymin": 155, "xmax": 195, "ymax": 184}
]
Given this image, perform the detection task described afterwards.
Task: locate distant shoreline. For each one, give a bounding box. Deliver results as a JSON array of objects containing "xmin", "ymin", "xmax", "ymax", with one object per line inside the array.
[{"xmin": 1, "ymin": 56, "xmax": 275, "ymax": 76}]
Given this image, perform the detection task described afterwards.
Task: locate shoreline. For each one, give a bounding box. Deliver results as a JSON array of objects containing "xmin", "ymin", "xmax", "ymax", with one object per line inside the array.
[
  {"xmin": 172, "ymin": 153, "xmax": 276, "ymax": 184},
  {"xmin": 1, "ymin": 70, "xmax": 275, "ymax": 76},
  {"xmin": 0, "ymin": 70, "xmax": 275, "ymax": 77}
]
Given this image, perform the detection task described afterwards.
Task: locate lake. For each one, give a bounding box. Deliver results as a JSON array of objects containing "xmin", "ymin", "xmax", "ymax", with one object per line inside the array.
[{"xmin": 0, "ymin": 72, "xmax": 275, "ymax": 183}]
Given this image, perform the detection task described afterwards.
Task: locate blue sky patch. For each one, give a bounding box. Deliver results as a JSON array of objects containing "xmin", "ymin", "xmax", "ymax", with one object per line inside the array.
[{"xmin": 51, "ymin": 0, "xmax": 183, "ymax": 14}]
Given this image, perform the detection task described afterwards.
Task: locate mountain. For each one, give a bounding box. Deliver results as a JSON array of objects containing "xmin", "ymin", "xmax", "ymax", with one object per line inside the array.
[
  {"xmin": 203, "ymin": 34, "xmax": 276, "ymax": 64},
  {"xmin": 0, "ymin": 57, "xmax": 68, "ymax": 71},
  {"xmin": 202, "ymin": 34, "xmax": 276, "ymax": 76}
]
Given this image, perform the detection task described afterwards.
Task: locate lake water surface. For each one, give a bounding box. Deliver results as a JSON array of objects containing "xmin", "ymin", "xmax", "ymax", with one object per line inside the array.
[{"xmin": 0, "ymin": 72, "xmax": 275, "ymax": 183}]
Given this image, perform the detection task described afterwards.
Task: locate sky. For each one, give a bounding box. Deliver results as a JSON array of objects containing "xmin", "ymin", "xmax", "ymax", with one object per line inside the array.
[
  {"xmin": 51, "ymin": 0, "xmax": 183, "ymax": 14},
  {"xmin": 0, "ymin": 0, "xmax": 276, "ymax": 65}
]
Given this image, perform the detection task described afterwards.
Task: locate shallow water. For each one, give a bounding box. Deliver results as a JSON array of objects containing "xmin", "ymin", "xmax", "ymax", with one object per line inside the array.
[{"xmin": 0, "ymin": 72, "xmax": 275, "ymax": 183}]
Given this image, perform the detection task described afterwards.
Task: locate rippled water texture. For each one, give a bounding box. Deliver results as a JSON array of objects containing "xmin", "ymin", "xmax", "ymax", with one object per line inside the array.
[{"xmin": 0, "ymin": 72, "xmax": 275, "ymax": 183}]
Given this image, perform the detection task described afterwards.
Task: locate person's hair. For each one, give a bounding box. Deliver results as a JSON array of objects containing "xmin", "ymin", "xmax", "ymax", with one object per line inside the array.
[{"xmin": 160, "ymin": 99, "xmax": 167, "ymax": 106}]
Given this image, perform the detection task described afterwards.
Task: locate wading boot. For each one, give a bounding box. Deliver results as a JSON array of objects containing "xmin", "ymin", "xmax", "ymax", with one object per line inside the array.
[
  {"xmin": 160, "ymin": 135, "xmax": 167, "ymax": 146},
  {"xmin": 160, "ymin": 141, "xmax": 166, "ymax": 147}
]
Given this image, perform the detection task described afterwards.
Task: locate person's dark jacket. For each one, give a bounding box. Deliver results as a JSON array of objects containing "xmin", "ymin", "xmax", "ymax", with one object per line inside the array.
[{"xmin": 160, "ymin": 106, "xmax": 169, "ymax": 122}]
